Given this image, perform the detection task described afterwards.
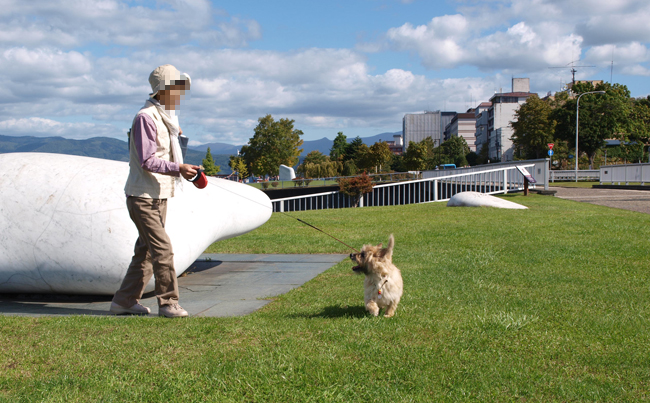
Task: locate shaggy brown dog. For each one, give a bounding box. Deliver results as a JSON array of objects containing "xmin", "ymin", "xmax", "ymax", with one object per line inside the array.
[{"xmin": 350, "ymin": 235, "xmax": 403, "ymax": 317}]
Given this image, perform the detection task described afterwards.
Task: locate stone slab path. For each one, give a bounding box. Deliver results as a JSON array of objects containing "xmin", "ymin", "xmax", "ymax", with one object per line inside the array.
[{"xmin": 0, "ymin": 254, "xmax": 347, "ymax": 318}]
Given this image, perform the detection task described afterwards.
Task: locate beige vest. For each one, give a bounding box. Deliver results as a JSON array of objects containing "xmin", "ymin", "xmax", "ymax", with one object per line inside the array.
[{"xmin": 124, "ymin": 104, "xmax": 176, "ymax": 199}]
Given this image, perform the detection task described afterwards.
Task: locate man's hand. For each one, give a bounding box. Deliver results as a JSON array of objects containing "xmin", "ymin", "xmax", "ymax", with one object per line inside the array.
[{"xmin": 179, "ymin": 164, "xmax": 200, "ymax": 181}]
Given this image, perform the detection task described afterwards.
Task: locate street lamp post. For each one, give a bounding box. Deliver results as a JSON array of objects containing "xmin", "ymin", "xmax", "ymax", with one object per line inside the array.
[{"xmin": 575, "ymin": 90, "xmax": 606, "ymax": 182}]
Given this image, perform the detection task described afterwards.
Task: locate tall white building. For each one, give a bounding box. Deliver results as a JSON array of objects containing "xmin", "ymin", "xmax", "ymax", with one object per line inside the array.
[
  {"xmin": 402, "ymin": 111, "xmax": 455, "ymax": 151},
  {"xmin": 486, "ymin": 78, "xmax": 531, "ymax": 161}
]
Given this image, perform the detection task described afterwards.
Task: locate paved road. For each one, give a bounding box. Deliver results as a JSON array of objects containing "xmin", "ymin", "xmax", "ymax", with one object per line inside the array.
[{"xmin": 551, "ymin": 186, "xmax": 650, "ymax": 214}]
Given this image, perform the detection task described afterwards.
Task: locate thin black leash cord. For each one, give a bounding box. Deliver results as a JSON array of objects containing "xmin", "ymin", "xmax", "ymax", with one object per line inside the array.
[{"xmin": 202, "ymin": 179, "xmax": 360, "ymax": 253}]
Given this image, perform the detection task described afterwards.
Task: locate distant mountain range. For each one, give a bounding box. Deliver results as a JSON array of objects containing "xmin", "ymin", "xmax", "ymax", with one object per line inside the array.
[
  {"xmin": 0, "ymin": 131, "xmax": 401, "ymax": 174},
  {"xmin": 0, "ymin": 134, "xmax": 221, "ymax": 171}
]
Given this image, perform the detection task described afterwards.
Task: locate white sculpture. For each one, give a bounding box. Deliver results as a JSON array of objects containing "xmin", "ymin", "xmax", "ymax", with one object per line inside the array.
[
  {"xmin": 447, "ymin": 191, "xmax": 528, "ymax": 209},
  {"xmin": 0, "ymin": 153, "xmax": 272, "ymax": 294},
  {"xmin": 279, "ymin": 164, "xmax": 296, "ymax": 181}
]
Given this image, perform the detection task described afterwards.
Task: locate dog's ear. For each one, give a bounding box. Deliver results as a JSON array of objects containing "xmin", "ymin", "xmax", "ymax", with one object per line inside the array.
[
  {"xmin": 377, "ymin": 243, "xmax": 383, "ymax": 248},
  {"xmin": 383, "ymin": 234, "xmax": 394, "ymax": 261}
]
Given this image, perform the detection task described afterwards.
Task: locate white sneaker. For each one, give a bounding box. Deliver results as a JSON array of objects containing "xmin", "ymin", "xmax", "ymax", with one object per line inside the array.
[
  {"xmin": 110, "ymin": 301, "xmax": 151, "ymax": 315},
  {"xmin": 159, "ymin": 303, "xmax": 189, "ymax": 318}
]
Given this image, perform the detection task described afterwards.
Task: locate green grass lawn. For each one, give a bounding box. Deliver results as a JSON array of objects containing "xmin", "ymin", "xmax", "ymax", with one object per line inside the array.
[{"xmin": 2, "ymin": 194, "xmax": 650, "ymax": 402}]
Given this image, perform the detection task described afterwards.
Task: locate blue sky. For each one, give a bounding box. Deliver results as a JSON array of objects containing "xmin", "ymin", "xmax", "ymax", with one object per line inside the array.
[{"xmin": 1, "ymin": 0, "xmax": 649, "ymax": 145}]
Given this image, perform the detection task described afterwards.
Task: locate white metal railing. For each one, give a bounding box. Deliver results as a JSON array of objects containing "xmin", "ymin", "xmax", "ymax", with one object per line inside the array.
[
  {"xmin": 600, "ymin": 163, "xmax": 650, "ymax": 185},
  {"xmin": 550, "ymin": 170, "xmax": 600, "ymax": 182},
  {"xmin": 271, "ymin": 161, "xmax": 547, "ymax": 212}
]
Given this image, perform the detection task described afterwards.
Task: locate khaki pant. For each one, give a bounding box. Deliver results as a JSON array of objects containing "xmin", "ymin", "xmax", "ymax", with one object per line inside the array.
[{"xmin": 112, "ymin": 196, "xmax": 179, "ymax": 308}]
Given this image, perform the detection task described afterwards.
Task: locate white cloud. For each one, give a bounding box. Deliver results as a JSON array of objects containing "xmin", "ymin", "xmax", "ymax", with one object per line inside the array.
[
  {"xmin": 585, "ymin": 43, "xmax": 649, "ymax": 64},
  {"xmin": 620, "ymin": 64, "xmax": 650, "ymax": 77},
  {"xmin": 377, "ymin": 0, "xmax": 649, "ymax": 74},
  {"xmin": 386, "ymin": 14, "xmax": 469, "ymax": 69},
  {"xmin": 0, "ymin": 0, "xmax": 261, "ymax": 49}
]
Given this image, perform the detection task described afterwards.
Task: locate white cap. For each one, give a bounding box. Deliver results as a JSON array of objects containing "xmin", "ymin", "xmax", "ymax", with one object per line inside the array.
[{"xmin": 148, "ymin": 64, "xmax": 191, "ymax": 97}]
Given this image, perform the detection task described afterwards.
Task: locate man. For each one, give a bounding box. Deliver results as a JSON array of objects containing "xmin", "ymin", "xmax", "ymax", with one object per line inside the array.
[{"xmin": 110, "ymin": 64, "xmax": 199, "ymax": 318}]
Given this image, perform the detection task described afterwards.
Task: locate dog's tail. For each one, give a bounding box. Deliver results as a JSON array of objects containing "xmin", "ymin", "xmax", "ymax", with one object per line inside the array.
[{"xmin": 385, "ymin": 234, "xmax": 394, "ymax": 260}]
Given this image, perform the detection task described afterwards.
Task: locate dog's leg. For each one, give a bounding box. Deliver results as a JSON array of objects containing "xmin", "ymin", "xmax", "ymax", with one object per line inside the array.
[
  {"xmin": 366, "ymin": 300, "xmax": 380, "ymax": 316},
  {"xmin": 384, "ymin": 301, "xmax": 399, "ymax": 318}
]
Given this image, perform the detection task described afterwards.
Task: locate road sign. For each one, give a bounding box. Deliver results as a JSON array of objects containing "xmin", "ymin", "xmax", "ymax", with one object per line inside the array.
[
  {"xmin": 548, "ymin": 150, "xmax": 554, "ymax": 156},
  {"xmin": 548, "ymin": 143, "xmax": 554, "ymax": 150}
]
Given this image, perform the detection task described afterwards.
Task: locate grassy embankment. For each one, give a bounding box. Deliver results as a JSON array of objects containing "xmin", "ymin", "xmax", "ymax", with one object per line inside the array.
[{"xmin": 1, "ymin": 194, "xmax": 649, "ymax": 402}]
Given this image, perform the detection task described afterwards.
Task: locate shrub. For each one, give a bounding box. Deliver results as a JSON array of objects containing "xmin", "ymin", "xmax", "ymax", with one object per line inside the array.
[
  {"xmin": 337, "ymin": 172, "xmax": 374, "ymax": 207},
  {"xmin": 271, "ymin": 181, "xmax": 279, "ymax": 188}
]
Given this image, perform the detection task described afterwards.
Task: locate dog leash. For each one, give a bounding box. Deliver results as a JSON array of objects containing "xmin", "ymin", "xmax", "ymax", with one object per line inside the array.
[{"xmin": 203, "ymin": 179, "xmax": 360, "ymax": 253}]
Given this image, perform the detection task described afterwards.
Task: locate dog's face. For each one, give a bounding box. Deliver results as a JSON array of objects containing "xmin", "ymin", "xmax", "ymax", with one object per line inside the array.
[
  {"xmin": 350, "ymin": 236, "xmax": 393, "ymax": 275},
  {"xmin": 350, "ymin": 245, "xmax": 380, "ymax": 275}
]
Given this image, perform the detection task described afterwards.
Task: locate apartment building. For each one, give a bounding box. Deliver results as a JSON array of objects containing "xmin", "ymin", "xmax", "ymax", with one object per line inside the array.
[
  {"xmin": 474, "ymin": 102, "xmax": 491, "ymax": 154},
  {"xmin": 486, "ymin": 78, "xmax": 532, "ymax": 161},
  {"xmin": 444, "ymin": 109, "xmax": 478, "ymax": 152}
]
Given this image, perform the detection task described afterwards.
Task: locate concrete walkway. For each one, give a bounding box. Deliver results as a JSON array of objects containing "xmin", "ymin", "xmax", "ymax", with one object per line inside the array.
[
  {"xmin": 0, "ymin": 254, "xmax": 347, "ymax": 318},
  {"xmin": 551, "ymin": 186, "xmax": 650, "ymax": 214}
]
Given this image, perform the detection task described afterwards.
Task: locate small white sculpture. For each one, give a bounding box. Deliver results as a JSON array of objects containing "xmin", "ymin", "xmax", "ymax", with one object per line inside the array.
[
  {"xmin": 447, "ymin": 191, "xmax": 528, "ymax": 209},
  {"xmin": 0, "ymin": 153, "xmax": 272, "ymax": 294},
  {"xmin": 279, "ymin": 164, "xmax": 296, "ymax": 181}
]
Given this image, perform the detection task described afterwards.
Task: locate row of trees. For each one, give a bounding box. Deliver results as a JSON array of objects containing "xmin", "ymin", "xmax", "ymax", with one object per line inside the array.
[
  {"xmin": 299, "ymin": 132, "xmax": 473, "ymax": 178},
  {"xmin": 398, "ymin": 135, "xmax": 473, "ymax": 171},
  {"xmin": 298, "ymin": 132, "xmax": 394, "ymax": 178},
  {"xmin": 511, "ymin": 82, "xmax": 650, "ymax": 168},
  {"xmin": 226, "ymin": 114, "xmax": 476, "ymax": 180}
]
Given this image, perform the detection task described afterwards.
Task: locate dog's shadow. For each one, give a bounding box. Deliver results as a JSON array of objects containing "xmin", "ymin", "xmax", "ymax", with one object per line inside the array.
[{"xmin": 292, "ymin": 305, "xmax": 368, "ymax": 319}]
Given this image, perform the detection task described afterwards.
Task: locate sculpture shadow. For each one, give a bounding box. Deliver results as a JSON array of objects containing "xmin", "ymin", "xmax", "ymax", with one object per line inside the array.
[
  {"xmin": 0, "ymin": 293, "xmax": 112, "ymax": 303},
  {"xmin": 0, "ymin": 293, "xmax": 117, "ymax": 316},
  {"xmin": 292, "ymin": 304, "xmax": 368, "ymax": 319},
  {"xmin": 184, "ymin": 260, "xmax": 223, "ymax": 274}
]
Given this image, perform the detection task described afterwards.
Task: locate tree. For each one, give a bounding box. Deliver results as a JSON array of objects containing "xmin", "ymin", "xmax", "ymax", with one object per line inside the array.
[
  {"xmin": 440, "ymin": 136, "xmax": 470, "ymax": 166},
  {"xmin": 629, "ymin": 98, "xmax": 650, "ymax": 147},
  {"xmin": 299, "ymin": 161, "xmax": 340, "ymax": 178},
  {"xmin": 228, "ymin": 155, "xmax": 248, "ymax": 181},
  {"xmin": 403, "ymin": 141, "xmax": 428, "ymax": 170},
  {"xmin": 240, "ymin": 114, "xmax": 304, "ymax": 177},
  {"xmin": 476, "ymin": 143, "xmax": 489, "ymax": 164},
  {"xmin": 354, "ymin": 143, "xmax": 373, "ymax": 172},
  {"xmin": 555, "ymin": 82, "xmax": 632, "ymax": 169},
  {"xmin": 297, "ymin": 151, "xmax": 341, "ymax": 179},
  {"xmin": 510, "ymin": 94, "xmax": 556, "ymax": 159},
  {"xmin": 368, "ymin": 141, "xmax": 393, "ymax": 173},
  {"xmin": 330, "ymin": 132, "xmax": 347, "ymax": 160},
  {"xmin": 201, "ymin": 147, "xmax": 220, "ymax": 176},
  {"xmin": 302, "ymin": 150, "xmax": 328, "ymax": 166},
  {"xmin": 342, "ymin": 160, "xmax": 358, "ymax": 176},
  {"xmin": 390, "ymin": 154, "xmax": 406, "ymax": 172},
  {"xmin": 338, "ymin": 172, "xmax": 374, "ymax": 207},
  {"xmin": 344, "ymin": 136, "xmax": 365, "ymax": 162}
]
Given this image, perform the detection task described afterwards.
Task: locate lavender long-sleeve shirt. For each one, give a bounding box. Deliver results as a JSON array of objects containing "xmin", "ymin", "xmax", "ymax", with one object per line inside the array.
[{"xmin": 132, "ymin": 114, "xmax": 180, "ymax": 175}]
